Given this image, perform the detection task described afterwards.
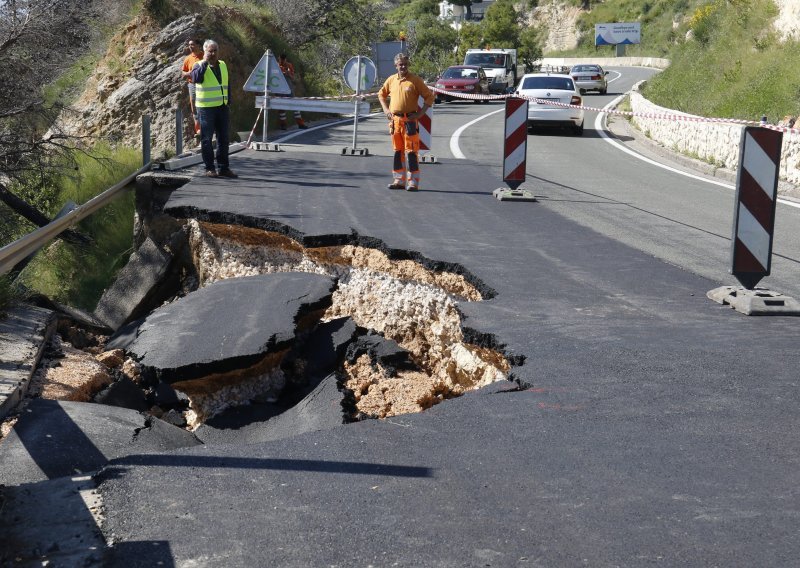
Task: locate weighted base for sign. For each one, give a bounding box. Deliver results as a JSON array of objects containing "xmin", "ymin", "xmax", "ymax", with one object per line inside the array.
[
  {"xmin": 252, "ymin": 142, "xmax": 281, "ymax": 152},
  {"xmin": 492, "ymin": 188, "xmax": 536, "ymax": 202},
  {"xmin": 420, "ymin": 154, "xmax": 437, "ymax": 164},
  {"xmin": 707, "ymin": 286, "xmax": 800, "ymax": 316},
  {"xmin": 341, "ymin": 147, "xmax": 369, "ymax": 156}
]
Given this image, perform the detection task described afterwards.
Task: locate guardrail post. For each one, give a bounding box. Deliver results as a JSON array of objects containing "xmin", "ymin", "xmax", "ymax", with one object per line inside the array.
[
  {"xmin": 176, "ymin": 108, "xmax": 183, "ymax": 156},
  {"xmin": 142, "ymin": 114, "xmax": 151, "ymax": 167}
]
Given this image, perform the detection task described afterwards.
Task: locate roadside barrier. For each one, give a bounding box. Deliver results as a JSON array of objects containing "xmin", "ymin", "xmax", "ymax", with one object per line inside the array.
[
  {"xmin": 729, "ymin": 127, "xmax": 782, "ymax": 288},
  {"xmin": 493, "ymin": 97, "xmax": 535, "ymax": 202},
  {"xmin": 417, "ymin": 95, "xmax": 434, "ymax": 162},
  {"xmin": 706, "ymin": 126, "xmax": 800, "ymax": 315}
]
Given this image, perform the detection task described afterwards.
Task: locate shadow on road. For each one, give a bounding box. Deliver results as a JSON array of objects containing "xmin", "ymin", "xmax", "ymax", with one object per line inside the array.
[{"xmin": 103, "ymin": 454, "xmax": 434, "ymax": 477}]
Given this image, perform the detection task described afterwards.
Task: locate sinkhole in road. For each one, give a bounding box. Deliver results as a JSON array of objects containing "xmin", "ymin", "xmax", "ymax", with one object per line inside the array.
[{"xmin": 185, "ymin": 220, "xmax": 510, "ymax": 423}]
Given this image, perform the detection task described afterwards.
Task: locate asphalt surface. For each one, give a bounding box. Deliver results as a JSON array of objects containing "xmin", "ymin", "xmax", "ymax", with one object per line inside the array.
[
  {"xmin": 115, "ymin": 143, "xmax": 800, "ymax": 565},
  {"xmin": 4, "ymin": 72, "xmax": 800, "ymax": 566}
]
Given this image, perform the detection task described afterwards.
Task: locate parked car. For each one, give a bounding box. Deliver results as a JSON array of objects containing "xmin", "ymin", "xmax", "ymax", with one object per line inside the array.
[
  {"xmin": 514, "ymin": 73, "xmax": 584, "ymax": 135},
  {"xmin": 434, "ymin": 65, "xmax": 490, "ymax": 103},
  {"xmin": 569, "ymin": 64, "xmax": 608, "ymax": 95}
]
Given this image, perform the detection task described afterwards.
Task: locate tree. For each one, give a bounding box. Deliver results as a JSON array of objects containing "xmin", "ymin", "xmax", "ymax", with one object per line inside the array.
[
  {"xmin": 0, "ymin": 0, "xmax": 97, "ymax": 244},
  {"xmin": 405, "ymin": 14, "xmax": 458, "ymax": 79},
  {"xmin": 482, "ymin": 0, "xmax": 520, "ymax": 48},
  {"xmin": 456, "ymin": 22, "xmax": 484, "ymax": 61},
  {"xmin": 518, "ymin": 25, "xmax": 545, "ymax": 73}
]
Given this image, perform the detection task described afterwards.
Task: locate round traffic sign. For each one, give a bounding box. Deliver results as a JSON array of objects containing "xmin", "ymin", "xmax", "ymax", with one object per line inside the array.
[{"xmin": 343, "ymin": 56, "xmax": 377, "ymax": 92}]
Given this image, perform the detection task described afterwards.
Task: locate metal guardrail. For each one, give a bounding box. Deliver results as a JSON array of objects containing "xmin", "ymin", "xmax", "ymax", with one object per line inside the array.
[{"xmin": 0, "ymin": 162, "xmax": 152, "ymax": 276}]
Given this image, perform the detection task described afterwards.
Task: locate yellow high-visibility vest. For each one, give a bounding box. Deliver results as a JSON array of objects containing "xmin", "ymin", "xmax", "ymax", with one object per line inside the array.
[{"xmin": 195, "ymin": 61, "xmax": 229, "ymax": 108}]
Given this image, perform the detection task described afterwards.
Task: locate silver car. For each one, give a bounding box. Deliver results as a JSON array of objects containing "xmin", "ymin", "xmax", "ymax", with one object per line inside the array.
[
  {"xmin": 569, "ymin": 64, "xmax": 608, "ymax": 95},
  {"xmin": 515, "ymin": 73, "xmax": 585, "ymax": 136}
]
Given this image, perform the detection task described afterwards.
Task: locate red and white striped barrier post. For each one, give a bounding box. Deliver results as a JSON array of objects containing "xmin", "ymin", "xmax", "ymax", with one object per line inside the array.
[
  {"xmin": 502, "ymin": 96, "xmax": 528, "ymax": 189},
  {"xmin": 493, "ymin": 96, "xmax": 535, "ymax": 202},
  {"xmin": 417, "ymin": 95, "xmax": 434, "ymax": 163},
  {"xmin": 707, "ymin": 125, "xmax": 800, "ymax": 314},
  {"xmin": 730, "ymin": 126, "xmax": 782, "ymax": 289}
]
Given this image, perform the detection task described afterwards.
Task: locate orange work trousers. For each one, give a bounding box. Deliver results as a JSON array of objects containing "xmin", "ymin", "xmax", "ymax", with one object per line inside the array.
[{"xmin": 390, "ymin": 116, "xmax": 421, "ymax": 186}]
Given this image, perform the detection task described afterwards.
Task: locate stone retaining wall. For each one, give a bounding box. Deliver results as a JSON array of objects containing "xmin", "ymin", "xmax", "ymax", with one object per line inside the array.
[
  {"xmin": 629, "ymin": 81, "xmax": 800, "ymax": 188},
  {"xmin": 540, "ymin": 57, "xmax": 670, "ymax": 69}
]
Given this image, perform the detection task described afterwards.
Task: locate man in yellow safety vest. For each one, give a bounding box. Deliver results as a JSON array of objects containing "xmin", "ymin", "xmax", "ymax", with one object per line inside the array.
[{"xmin": 190, "ymin": 39, "xmax": 237, "ymax": 178}]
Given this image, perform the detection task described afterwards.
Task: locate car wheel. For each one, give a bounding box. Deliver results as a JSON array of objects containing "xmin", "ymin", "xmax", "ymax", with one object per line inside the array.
[
  {"xmin": 601, "ymin": 88, "xmax": 607, "ymax": 95},
  {"xmin": 527, "ymin": 123, "xmax": 536, "ymax": 134},
  {"xmin": 579, "ymin": 88, "xmax": 586, "ymax": 95},
  {"xmin": 573, "ymin": 121, "xmax": 584, "ymax": 136}
]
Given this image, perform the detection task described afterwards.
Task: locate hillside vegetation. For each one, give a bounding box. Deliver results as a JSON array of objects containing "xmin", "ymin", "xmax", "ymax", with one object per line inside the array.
[{"xmin": 550, "ymin": 0, "xmax": 800, "ymax": 122}]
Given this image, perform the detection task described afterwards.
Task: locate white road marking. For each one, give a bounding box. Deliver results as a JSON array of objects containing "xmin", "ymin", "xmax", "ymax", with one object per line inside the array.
[
  {"xmin": 450, "ymin": 108, "xmax": 505, "ymax": 159},
  {"xmin": 595, "ymin": 96, "xmax": 800, "ymax": 210}
]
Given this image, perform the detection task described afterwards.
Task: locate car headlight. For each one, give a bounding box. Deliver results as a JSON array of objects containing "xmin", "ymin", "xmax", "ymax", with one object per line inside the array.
[
  {"xmin": 464, "ymin": 85, "xmax": 474, "ymax": 90},
  {"xmin": 435, "ymin": 83, "xmax": 444, "ymax": 89}
]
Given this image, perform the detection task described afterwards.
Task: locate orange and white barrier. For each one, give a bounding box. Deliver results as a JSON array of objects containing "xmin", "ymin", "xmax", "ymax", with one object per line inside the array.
[{"xmin": 418, "ymin": 95, "xmax": 433, "ymax": 156}]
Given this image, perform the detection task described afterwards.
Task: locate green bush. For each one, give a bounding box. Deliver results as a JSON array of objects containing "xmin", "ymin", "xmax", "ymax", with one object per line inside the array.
[
  {"xmin": 18, "ymin": 145, "xmax": 141, "ymax": 310},
  {"xmin": 643, "ymin": 0, "xmax": 800, "ymax": 122}
]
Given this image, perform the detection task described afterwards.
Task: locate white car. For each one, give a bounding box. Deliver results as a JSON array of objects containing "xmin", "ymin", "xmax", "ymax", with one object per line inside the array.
[{"xmin": 514, "ymin": 73, "xmax": 585, "ymax": 136}]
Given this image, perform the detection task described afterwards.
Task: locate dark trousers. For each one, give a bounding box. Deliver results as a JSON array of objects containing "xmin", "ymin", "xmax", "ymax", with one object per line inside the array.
[{"xmin": 198, "ymin": 104, "xmax": 230, "ymax": 172}]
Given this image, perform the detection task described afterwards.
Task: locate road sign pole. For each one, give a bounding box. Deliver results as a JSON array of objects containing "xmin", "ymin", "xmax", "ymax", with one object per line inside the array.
[
  {"xmin": 262, "ymin": 49, "xmax": 270, "ymax": 144},
  {"xmin": 352, "ymin": 55, "xmax": 362, "ymax": 150}
]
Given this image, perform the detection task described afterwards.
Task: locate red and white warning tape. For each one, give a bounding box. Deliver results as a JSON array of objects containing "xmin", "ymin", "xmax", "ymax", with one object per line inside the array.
[
  {"xmin": 427, "ymin": 86, "xmax": 800, "ymax": 135},
  {"xmin": 245, "ymin": 85, "xmax": 800, "ymax": 137}
]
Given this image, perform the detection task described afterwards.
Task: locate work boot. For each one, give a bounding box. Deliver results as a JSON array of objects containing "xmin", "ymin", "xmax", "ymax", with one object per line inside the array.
[
  {"xmin": 297, "ymin": 119, "xmax": 308, "ymax": 130},
  {"xmin": 406, "ymin": 181, "xmax": 419, "ymax": 192},
  {"xmin": 219, "ymin": 168, "xmax": 238, "ymax": 179},
  {"xmin": 387, "ymin": 181, "xmax": 405, "ymax": 190},
  {"xmin": 205, "ymin": 170, "xmax": 218, "ymax": 178}
]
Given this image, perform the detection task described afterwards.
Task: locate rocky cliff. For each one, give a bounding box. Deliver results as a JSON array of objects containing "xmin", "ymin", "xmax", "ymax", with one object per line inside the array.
[{"xmin": 56, "ymin": 7, "xmax": 267, "ymax": 155}]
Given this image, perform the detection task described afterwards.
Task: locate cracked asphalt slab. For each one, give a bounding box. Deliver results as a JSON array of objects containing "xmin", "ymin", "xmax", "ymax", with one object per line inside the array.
[{"xmin": 7, "ymin": 147, "xmax": 800, "ymax": 565}]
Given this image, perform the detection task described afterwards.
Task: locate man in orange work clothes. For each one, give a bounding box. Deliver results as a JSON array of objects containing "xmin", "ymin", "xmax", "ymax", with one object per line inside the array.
[
  {"xmin": 277, "ymin": 53, "xmax": 307, "ymax": 130},
  {"xmin": 180, "ymin": 38, "xmax": 203, "ymax": 134},
  {"xmin": 378, "ymin": 53, "xmax": 435, "ymax": 191}
]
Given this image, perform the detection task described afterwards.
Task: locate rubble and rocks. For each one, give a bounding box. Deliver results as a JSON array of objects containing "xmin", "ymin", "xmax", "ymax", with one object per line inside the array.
[
  {"xmin": 184, "ymin": 220, "xmax": 511, "ymax": 421},
  {"xmin": 2, "ymin": 219, "xmax": 513, "ymax": 446}
]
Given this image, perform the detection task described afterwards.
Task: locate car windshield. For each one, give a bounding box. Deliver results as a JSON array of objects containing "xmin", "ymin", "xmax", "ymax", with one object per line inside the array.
[
  {"xmin": 442, "ymin": 68, "xmax": 479, "ymax": 79},
  {"xmin": 521, "ymin": 76, "xmax": 574, "ymax": 91},
  {"xmin": 464, "ymin": 53, "xmax": 506, "ymax": 68}
]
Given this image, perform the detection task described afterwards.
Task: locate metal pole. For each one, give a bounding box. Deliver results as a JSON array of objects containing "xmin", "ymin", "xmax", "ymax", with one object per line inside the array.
[
  {"xmin": 262, "ymin": 50, "xmax": 270, "ymax": 144},
  {"xmin": 142, "ymin": 114, "xmax": 151, "ymax": 167},
  {"xmin": 175, "ymin": 107, "xmax": 183, "ymax": 156},
  {"xmin": 352, "ymin": 55, "xmax": 363, "ymax": 150}
]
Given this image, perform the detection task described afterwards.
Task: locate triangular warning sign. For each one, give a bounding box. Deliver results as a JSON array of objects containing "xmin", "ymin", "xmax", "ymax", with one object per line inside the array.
[{"xmin": 243, "ymin": 52, "xmax": 292, "ymax": 95}]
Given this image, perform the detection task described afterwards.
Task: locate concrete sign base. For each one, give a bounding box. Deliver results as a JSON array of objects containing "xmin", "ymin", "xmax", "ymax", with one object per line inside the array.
[
  {"xmin": 341, "ymin": 147, "xmax": 369, "ymax": 156},
  {"xmin": 707, "ymin": 286, "xmax": 800, "ymax": 316},
  {"xmin": 492, "ymin": 187, "xmax": 537, "ymax": 202},
  {"xmin": 253, "ymin": 142, "xmax": 282, "ymax": 152}
]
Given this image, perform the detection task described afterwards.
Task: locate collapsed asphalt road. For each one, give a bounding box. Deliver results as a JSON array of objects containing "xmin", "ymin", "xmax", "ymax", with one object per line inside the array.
[{"xmin": 3, "ymin": 146, "xmax": 800, "ymax": 566}]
